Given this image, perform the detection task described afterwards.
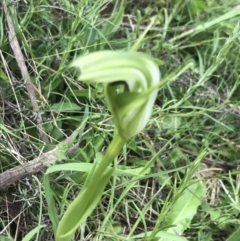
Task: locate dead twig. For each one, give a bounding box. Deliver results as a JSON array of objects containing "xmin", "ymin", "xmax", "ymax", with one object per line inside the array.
[
  {"xmin": 2, "ymin": 0, "xmax": 49, "ymax": 143},
  {"xmin": 120, "ymin": 22, "xmax": 195, "ymax": 32},
  {"xmin": 0, "ymin": 130, "xmax": 81, "ymax": 191},
  {"xmin": 180, "ymin": 147, "xmax": 239, "ymax": 170}
]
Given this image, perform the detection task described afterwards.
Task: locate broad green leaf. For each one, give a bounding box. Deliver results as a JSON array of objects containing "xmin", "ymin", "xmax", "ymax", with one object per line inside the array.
[
  {"xmin": 132, "ymin": 231, "xmax": 188, "ymax": 241},
  {"xmin": 158, "ymin": 181, "xmax": 206, "ymax": 239},
  {"xmin": 50, "ymin": 102, "xmax": 82, "ymax": 112},
  {"xmin": 51, "ymin": 126, "xmax": 65, "ymax": 140}
]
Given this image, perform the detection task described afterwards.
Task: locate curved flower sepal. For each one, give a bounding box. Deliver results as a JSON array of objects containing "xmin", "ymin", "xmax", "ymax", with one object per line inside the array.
[{"xmin": 70, "ymin": 51, "xmax": 160, "ymax": 140}]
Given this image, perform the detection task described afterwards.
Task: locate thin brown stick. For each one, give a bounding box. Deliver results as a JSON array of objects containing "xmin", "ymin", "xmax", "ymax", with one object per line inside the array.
[
  {"xmin": 179, "ymin": 147, "xmax": 238, "ymax": 170},
  {"xmin": 2, "ymin": 0, "xmax": 49, "ymax": 143},
  {"xmin": 0, "ymin": 131, "xmax": 80, "ymax": 191},
  {"xmin": 120, "ymin": 22, "xmax": 195, "ymax": 32}
]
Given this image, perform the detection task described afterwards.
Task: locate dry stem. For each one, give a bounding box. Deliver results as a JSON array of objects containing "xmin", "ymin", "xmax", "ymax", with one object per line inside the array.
[
  {"xmin": 2, "ymin": 0, "xmax": 49, "ymax": 143},
  {"xmin": 0, "ymin": 132, "xmax": 80, "ymax": 190}
]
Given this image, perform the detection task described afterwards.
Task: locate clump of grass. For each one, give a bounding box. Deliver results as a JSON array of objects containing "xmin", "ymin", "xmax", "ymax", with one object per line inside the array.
[{"xmin": 1, "ymin": 0, "xmax": 240, "ymax": 240}]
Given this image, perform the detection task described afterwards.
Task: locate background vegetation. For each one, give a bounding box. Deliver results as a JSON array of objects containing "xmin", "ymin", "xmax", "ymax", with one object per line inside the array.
[{"xmin": 0, "ymin": 0, "xmax": 240, "ymax": 240}]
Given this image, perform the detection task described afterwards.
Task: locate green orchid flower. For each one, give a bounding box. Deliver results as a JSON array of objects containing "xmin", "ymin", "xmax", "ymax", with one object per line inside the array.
[
  {"xmin": 70, "ymin": 51, "xmax": 160, "ymax": 139},
  {"xmin": 54, "ymin": 51, "xmax": 160, "ymax": 241}
]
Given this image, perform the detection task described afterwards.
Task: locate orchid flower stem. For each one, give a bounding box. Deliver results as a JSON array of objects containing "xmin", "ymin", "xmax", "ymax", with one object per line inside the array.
[
  {"xmin": 56, "ymin": 134, "xmax": 126, "ymax": 241},
  {"xmin": 55, "ymin": 51, "xmax": 161, "ymax": 241},
  {"xmin": 91, "ymin": 133, "xmax": 126, "ymax": 181}
]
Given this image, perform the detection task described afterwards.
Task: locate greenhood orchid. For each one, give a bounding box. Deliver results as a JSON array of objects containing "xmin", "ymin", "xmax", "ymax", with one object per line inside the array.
[
  {"xmin": 70, "ymin": 51, "xmax": 160, "ymax": 139},
  {"xmin": 53, "ymin": 51, "xmax": 160, "ymax": 241}
]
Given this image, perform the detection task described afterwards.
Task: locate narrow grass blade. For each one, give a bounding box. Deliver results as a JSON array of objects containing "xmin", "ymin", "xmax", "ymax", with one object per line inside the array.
[
  {"xmin": 22, "ymin": 225, "xmax": 46, "ymax": 241},
  {"xmin": 168, "ymin": 8, "xmax": 240, "ymax": 43},
  {"xmin": 45, "ymin": 162, "xmax": 145, "ymax": 177},
  {"xmin": 44, "ymin": 175, "xmax": 59, "ymax": 235}
]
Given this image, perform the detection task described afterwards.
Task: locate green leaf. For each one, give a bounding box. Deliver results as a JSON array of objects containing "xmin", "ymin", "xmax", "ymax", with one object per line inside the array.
[
  {"xmin": 56, "ymin": 168, "xmax": 114, "ymax": 241},
  {"xmin": 189, "ymin": 0, "xmax": 207, "ymax": 15},
  {"xmin": 0, "ymin": 235, "xmax": 14, "ymax": 241},
  {"xmin": 22, "ymin": 225, "xmax": 46, "ymax": 241},
  {"xmin": 158, "ymin": 181, "xmax": 206, "ymax": 238},
  {"xmin": 66, "ymin": 89, "xmax": 98, "ymax": 98},
  {"xmin": 100, "ymin": 0, "xmax": 125, "ymax": 36},
  {"xmin": 155, "ymin": 231, "xmax": 189, "ymax": 241},
  {"xmin": 44, "ymin": 175, "xmax": 59, "ymax": 235},
  {"xmin": 132, "ymin": 231, "xmax": 189, "ymax": 241},
  {"xmin": 50, "ymin": 102, "xmax": 82, "ymax": 112},
  {"xmin": 55, "ymin": 134, "xmax": 125, "ymax": 241},
  {"xmin": 226, "ymin": 227, "xmax": 240, "ymax": 241},
  {"xmin": 45, "ymin": 162, "xmax": 145, "ymax": 177},
  {"xmin": 0, "ymin": 68, "xmax": 9, "ymax": 82}
]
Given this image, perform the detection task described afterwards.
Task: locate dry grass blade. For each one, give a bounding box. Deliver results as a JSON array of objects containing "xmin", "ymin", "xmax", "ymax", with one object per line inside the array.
[{"xmin": 2, "ymin": 0, "xmax": 48, "ymax": 143}]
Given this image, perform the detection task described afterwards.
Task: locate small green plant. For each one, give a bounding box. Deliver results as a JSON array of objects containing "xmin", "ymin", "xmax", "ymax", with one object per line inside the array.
[
  {"xmin": 2, "ymin": 0, "xmax": 240, "ymax": 240},
  {"xmin": 46, "ymin": 51, "xmax": 161, "ymax": 241},
  {"xmin": 44, "ymin": 49, "xmax": 197, "ymax": 240}
]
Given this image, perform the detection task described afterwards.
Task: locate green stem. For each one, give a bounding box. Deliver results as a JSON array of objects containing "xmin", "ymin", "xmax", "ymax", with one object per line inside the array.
[
  {"xmin": 91, "ymin": 133, "xmax": 125, "ymax": 180},
  {"xmin": 56, "ymin": 133, "xmax": 125, "ymax": 241}
]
